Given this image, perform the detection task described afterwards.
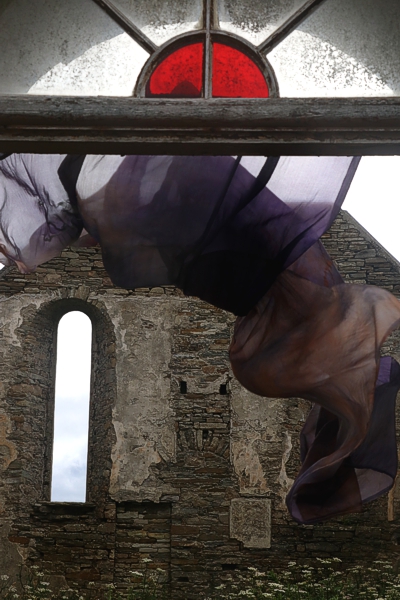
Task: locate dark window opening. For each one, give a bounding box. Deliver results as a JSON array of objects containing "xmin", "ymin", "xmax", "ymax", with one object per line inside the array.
[{"xmin": 221, "ymin": 564, "xmax": 238, "ymax": 571}]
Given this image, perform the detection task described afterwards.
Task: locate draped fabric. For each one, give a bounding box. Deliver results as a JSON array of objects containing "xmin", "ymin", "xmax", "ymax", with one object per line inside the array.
[
  {"xmin": 74, "ymin": 155, "xmax": 359, "ymax": 316},
  {"xmin": 230, "ymin": 241, "xmax": 400, "ymax": 523},
  {"xmin": 0, "ymin": 154, "xmax": 83, "ymax": 272},
  {"xmin": 0, "ymin": 152, "xmax": 400, "ymax": 523}
]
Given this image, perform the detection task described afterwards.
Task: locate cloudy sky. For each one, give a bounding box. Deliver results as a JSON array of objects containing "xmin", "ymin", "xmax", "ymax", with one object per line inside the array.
[
  {"xmin": 51, "ymin": 311, "xmax": 92, "ymax": 502},
  {"xmin": 44, "ymin": 156, "xmax": 400, "ymax": 501}
]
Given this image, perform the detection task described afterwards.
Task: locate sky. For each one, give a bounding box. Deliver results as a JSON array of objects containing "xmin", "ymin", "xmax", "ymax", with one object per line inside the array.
[
  {"xmin": 51, "ymin": 311, "xmax": 92, "ymax": 502},
  {"xmin": 1, "ymin": 156, "xmax": 399, "ymax": 502},
  {"xmin": 342, "ymin": 156, "xmax": 400, "ymax": 261}
]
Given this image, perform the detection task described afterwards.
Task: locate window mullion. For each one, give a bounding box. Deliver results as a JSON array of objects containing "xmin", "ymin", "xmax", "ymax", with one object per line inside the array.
[
  {"xmin": 90, "ymin": 0, "xmax": 157, "ymax": 54},
  {"xmin": 204, "ymin": 0, "xmax": 214, "ymax": 99},
  {"xmin": 258, "ymin": 0, "xmax": 330, "ymax": 54}
]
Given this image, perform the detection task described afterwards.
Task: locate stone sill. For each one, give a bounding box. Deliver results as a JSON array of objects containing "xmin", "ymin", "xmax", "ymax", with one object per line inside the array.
[{"xmin": 32, "ymin": 502, "xmax": 96, "ymax": 516}]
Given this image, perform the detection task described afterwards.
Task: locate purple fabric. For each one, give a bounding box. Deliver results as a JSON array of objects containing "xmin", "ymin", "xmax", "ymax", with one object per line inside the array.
[
  {"xmin": 0, "ymin": 154, "xmax": 82, "ymax": 271},
  {"xmin": 74, "ymin": 155, "xmax": 359, "ymax": 315},
  {"xmin": 0, "ymin": 153, "xmax": 399, "ymax": 524},
  {"xmin": 291, "ymin": 357, "xmax": 400, "ymax": 523}
]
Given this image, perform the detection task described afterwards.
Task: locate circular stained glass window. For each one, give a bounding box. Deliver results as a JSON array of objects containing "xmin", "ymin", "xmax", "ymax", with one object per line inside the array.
[
  {"xmin": 135, "ymin": 33, "xmax": 277, "ymax": 98},
  {"xmin": 212, "ymin": 43, "xmax": 270, "ymax": 98},
  {"xmin": 147, "ymin": 43, "xmax": 204, "ymax": 98}
]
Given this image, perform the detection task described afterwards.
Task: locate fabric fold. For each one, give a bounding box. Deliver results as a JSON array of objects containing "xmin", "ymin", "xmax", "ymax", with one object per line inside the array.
[
  {"xmin": 75, "ymin": 155, "xmax": 359, "ymax": 315},
  {"xmin": 288, "ymin": 357, "xmax": 400, "ymax": 523},
  {"xmin": 1, "ymin": 153, "xmax": 400, "ymax": 524},
  {"xmin": 230, "ymin": 242, "xmax": 400, "ymax": 523},
  {"xmin": 0, "ymin": 154, "xmax": 83, "ymax": 272}
]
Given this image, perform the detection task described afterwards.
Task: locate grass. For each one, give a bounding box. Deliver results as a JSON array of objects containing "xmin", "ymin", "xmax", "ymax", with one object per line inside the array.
[
  {"xmin": 2, "ymin": 558, "xmax": 400, "ymax": 599},
  {"xmin": 207, "ymin": 558, "xmax": 400, "ymax": 599}
]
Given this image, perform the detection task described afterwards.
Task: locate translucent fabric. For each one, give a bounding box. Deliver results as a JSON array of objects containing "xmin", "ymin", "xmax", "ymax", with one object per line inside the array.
[
  {"xmin": 1, "ymin": 153, "xmax": 399, "ymax": 523},
  {"xmin": 230, "ymin": 241, "xmax": 400, "ymax": 522},
  {"xmin": 74, "ymin": 155, "xmax": 358, "ymax": 316},
  {"xmin": 0, "ymin": 154, "xmax": 82, "ymax": 272}
]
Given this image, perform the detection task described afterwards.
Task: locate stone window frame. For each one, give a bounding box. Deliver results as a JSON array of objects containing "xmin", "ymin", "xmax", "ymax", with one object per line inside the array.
[
  {"xmin": 50, "ymin": 309, "xmax": 93, "ymax": 503},
  {"xmin": 34, "ymin": 297, "xmax": 117, "ymax": 505}
]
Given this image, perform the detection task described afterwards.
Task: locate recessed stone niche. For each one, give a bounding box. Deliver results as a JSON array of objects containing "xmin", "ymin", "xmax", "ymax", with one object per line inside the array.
[{"xmin": 230, "ymin": 498, "xmax": 271, "ymax": 549}]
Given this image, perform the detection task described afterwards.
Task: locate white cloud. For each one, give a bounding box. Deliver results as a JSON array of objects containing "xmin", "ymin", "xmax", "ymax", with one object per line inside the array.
[{"xmin": 51, "ymin": 312, "xmax": 92, "ymax": 502}]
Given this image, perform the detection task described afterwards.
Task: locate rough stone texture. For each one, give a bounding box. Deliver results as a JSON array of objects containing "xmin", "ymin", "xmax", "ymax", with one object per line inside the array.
[
  {"xmin": 1, "ymin": 211, "xmax": 400, "ymax": 598},
  {"xmin": 106, "ymin": 297, "xmax": 176, "ymax": 502},
  {"xmin": 230, "ymin": 499, "xmax": 271, "ymax": 549},
  {"xmin": 115, "ymin": 502, "xmax": 171, "ymax": 588}
]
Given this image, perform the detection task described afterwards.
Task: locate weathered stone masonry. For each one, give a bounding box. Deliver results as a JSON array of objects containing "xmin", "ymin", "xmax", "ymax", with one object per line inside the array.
[{"xmin": 1, "ymin": 210, "xmax": 400, "ymax": 598}]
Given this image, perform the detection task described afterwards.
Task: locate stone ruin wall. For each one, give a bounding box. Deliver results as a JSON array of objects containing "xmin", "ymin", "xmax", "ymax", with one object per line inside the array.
[{"xmin": 0, "ymin": 210, "xmax": 400, "ymax": 598}]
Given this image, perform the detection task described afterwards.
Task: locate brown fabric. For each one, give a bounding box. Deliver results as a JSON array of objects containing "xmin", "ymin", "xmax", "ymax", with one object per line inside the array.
[{"xmin": 230, "ymin": 242, "xmax": 400, "ymax": 523}]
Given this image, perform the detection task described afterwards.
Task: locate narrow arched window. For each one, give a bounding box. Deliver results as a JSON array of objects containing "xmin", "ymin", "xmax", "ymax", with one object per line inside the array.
[{"xmin": 51, "ymin": 311, "xmax": 92, "ymax": 502}]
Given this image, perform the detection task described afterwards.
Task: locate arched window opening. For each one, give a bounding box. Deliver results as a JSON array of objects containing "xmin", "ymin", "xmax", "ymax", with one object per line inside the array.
[{"xmin": 51, "ymin": 311, "xmax": 92, "ymax": 502}]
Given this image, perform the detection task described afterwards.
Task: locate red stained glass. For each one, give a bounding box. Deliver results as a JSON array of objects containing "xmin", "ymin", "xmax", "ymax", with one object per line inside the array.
[
  {"xmin": 212, "ymin": 43, "xmax": 269, "ymax": 98},
  {"xmin": 147, "ymin": 43, "xmax": 203, "ymax": 97}
]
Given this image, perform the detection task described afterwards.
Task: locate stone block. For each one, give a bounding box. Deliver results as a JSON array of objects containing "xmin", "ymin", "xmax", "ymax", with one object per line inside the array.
[{"xmin": 229, "ymin": 498, "xmax": 271, "ymax": 549}]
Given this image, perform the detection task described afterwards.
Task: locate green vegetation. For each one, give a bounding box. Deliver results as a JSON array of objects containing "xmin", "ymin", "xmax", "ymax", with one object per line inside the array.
[
  {"xmin": 0, "ymin": 561, "xmax": 167, "ymax": 600},
  {"xmin": 207, "ymin": 558, "xmax": 400, "ymax": 599},
  {"xmin": 2, "ymin": 558, "xmax": 400, "ymax": 599}
]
